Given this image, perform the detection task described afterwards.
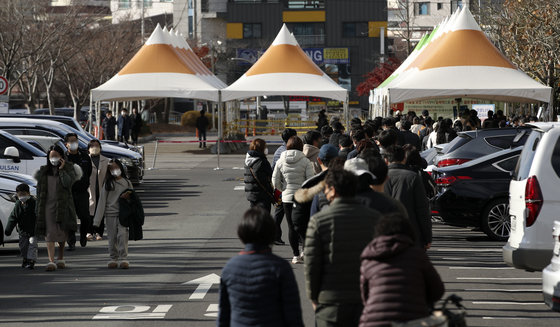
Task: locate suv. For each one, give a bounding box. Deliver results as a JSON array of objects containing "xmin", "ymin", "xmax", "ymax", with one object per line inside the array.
[
  {"xmin": 0, "ymin": 130, "xmax": 46, "ymax": 175},
  {"xmin": 434, "ymin": 127, "xmax": 530, "ymax": 168},
  {"xmin": 0, "ymin": 172, "xmax": 37, "ymax": 244},
  {"xmin": 504, "ymin": 123, "xmax": 560, "ymax": 271}
]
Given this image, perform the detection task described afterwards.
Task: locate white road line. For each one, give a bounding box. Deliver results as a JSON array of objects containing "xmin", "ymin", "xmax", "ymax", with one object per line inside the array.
[
  {"xmin": 457, "ymin": 277, "xmax": 541, "ymax": 280},
  {"xmin": 234, "ymin": 186, "xmax": 244, "ymax": 191},
  {"xmin": 449, "ymin": 266, "xmax": 514, "ymax": 270},
  {"xmin": 482, "ymin": 317, "xmax": 531, "ymax": 320},
  {"xmin": 434, "ymin": 248, "xmax": 502, "ymax": 252},
  {"xmin": 464, "ymin": 288, "xmax": 541, "ymax": 292},
  {"xmin": 472, "ymin": 301, "xmax": 543, "ymax": 306},
  {"xmin": 440, "ymin": 257, "xmax": 470, "ymax": 260}
]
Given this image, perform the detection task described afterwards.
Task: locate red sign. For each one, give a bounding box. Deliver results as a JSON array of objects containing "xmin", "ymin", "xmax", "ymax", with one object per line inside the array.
[{"xmin": 0, "ymin": 76, "xmax": 7, "ymax": 95}]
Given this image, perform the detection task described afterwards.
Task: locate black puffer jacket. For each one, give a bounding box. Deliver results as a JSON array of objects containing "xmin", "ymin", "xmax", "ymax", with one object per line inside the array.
[
  {"xmin": 359, "ymin": 234, "xmax": 444, "ymax": 327},
  {"xmin": 244, "ymin": 150, "xmax": 273, "ymax": 203}
]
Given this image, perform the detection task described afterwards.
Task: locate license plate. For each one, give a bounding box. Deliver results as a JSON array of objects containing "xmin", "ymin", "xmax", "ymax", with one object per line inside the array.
[
  {"xmin": 554, "ymin": 242, "xmax": 560, "ymax": 256},
  {"xmin": 510, "ymin": 215, "xmax": 516, "ymax": 232}
]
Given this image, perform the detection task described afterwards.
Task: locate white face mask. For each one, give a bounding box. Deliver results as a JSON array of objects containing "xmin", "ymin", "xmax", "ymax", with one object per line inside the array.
[
  {"xmin": 89, "ymin": 147, "xmax": 101, "ymax": 156},
  {"xmin": 121, "ymin": 112, "xmax": 126, "ymax": 116},
  {"xmin": 49, "ymin": 157, "xmax": 60, "ymax": 166},
  {"xmin": 264, "ymin": 148, "xmax": 269, "ymax": 155},
  {"xmin": 69, "ymin": 142, "xmax": 79, "ymax": 151},
  {"xmin": 19, "ymin": 195, "xmax": 30, "ymax": 202},
  {"xmin": 111, "ymin": 169, "xmax": 121, "ymax": 177}
]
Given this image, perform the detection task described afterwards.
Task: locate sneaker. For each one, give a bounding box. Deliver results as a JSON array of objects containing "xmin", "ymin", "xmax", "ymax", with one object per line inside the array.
[
  {"xmin": 26, "ymin": 261, "xmax": 35, "ymax": 270},
  {"xmin": 45, "ymin": 262, "xmax": 57, "ymax": 271},
  {"xmin": 119, "ymin": 261, "xmax": 129, "ymax": 269},
  {"xmin": 95, "ymin": 233, "xmax": 102, "ymax": 241},
  {"xmin": 291, "ymin": 256, "xmax": 303, "ymax": 264},
  {"xmin": 274, "ymin": 239, "xmax": 285, "ymax": 245},
  {"xmin": 86, "ymin": 233, "xmax": 94, "ymax": 241},
  {"xmin": 22, "ymin": 258, "xmax": 28, "ymax": 268},
  {"xmin": 299, "ymin": 253, "xmax": 305, "ymax": 262},
  {"xmin": 107, "ymin": 261, "xmax": 118, "ymax": 269},
  {"xmin": 56, "ymin": 260, "xmax": 66, "ymax": 269}
]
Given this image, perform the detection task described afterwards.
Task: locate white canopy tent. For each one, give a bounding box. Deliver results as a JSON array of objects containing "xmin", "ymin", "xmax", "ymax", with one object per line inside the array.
[{"xmin": 372, "ymin": 7, "xmax": 552, "ymax": 117}]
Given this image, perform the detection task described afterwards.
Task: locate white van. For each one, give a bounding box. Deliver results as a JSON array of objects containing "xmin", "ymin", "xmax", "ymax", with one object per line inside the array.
[
  {"xmin": 0, "ymin": 130, "xmax": 46, "ymax": 176},
  {"xmin": 503, "ymin": 123, "xmax": 560, "ymax": 271}
]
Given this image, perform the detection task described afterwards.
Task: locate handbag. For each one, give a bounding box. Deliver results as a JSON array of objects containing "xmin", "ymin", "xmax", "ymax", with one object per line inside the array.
[
  {"xmin": 249, "ymin": 166, "xmax": 282, "ymax": 207},
  {"xmin": 391, "ymin": 294, "xmax": 467, "ymax": 327}
]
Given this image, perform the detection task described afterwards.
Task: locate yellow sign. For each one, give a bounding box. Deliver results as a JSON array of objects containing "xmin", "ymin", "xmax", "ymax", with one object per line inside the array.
[
  {"xmin": 323, "ymin": 48, "xmax": 348, "ymax": 61},
  {"xmin": 368, "ymin": 21, "xmax": 388, "ymax": 37}
]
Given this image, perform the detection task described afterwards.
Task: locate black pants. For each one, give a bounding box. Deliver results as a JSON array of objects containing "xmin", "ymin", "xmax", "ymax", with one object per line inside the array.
[
  {"xmin": 119, "ymin": 132, "xmax": 129, "ymax": 144},
  {"xmin": 315, "ymin": 303, "xmax": 363, "ymax": 327},
  {"xmin": 131, "ymin": 129, "xmax": 139, "ymax": 145},
  {"xmin": 198, "ymin": 129, "xmax": 207, "ymax": 147},
  {"xmin": 283, "ymin": 203, "xmax": 300, "ymax": 257},
  {"xmin": 273, "ymin": 204, "xmax": 284, "ymax": 242},
  {"xmin": 68, "ymin": 192, "xmax": 91, "ymax": 246}
]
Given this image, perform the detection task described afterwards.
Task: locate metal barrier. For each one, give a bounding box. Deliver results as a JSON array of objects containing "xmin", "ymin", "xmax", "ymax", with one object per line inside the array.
[{"xmin": 225, "ymin": 119, "xmax": 318, "ymax": 136}]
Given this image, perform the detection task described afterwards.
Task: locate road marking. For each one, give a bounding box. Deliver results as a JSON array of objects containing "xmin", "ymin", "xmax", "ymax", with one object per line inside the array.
[
  {"xmin": 440, "ymin": 257, "xmax": 470, "ymax": 260},
  {"xmin": 434, "ymin": 248, "xmax": 502, "ymax": 252},
  {"xmin": 183, "ymin": 273, "xmax": 221, "ymax": 300},
  {"xmin": 464, "ymin": 288, "xmax": 541, "ymax": 292},
  {"xmin": 93, "ymin": 305, "xmax": 172, "ymax": 320},
  {"xmin": 472, "ymin": 301, "xmax": 543, "ymax": 306},
  {"xmin": 449, "ymin": 266, "xmax": 514, "ymax": 270},
  {"xmin": 232, "ymin": 167, "xmax": 244, "ymax": 170},
  {"xmin": 457, "ymin": 277, "xmax": 541, "ymax": 280},
  {"xmin": 205, "ymin": 304, "xmax": 219, "ymax": 317},
  {"xmin": 482, "ymin": 317, "xmax": 531, "ymax": 320},
  {"xmin": 234, "ymin": 186, "xmax": 244, "ymax": 191}
]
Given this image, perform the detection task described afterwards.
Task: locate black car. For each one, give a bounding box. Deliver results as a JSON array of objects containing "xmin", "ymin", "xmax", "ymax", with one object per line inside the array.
[
  {"xmin": 431, "ymin": 147, "xmax": 522, "ymax": 241},
  {"xmin": 434, "ymin": 127, "xmax": 529, "ymax": 168}
]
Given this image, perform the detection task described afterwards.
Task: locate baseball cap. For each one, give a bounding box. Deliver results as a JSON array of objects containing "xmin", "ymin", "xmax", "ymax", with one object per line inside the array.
[
  {"xmin": 318, "ymin": 144, "xmax": 339, "ymax": 161},
  {"xmin": 344, "ymin": 158, "xmax": 377, "ymax": 182}
]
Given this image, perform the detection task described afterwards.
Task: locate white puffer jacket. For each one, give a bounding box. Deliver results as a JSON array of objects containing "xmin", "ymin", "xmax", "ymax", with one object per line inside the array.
[{"xmin": 272, "ymin": 149, "xmax": 315, "ymax": 203}]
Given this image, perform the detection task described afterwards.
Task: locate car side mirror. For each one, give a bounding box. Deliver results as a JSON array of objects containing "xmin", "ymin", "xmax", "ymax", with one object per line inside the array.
[{"xmin": 4, "ymin": 146, "xmax": 21, "ymax": 163}]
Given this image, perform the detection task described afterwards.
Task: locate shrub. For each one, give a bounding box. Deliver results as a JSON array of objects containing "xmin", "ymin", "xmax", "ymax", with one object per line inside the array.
[{"xmin": 181, "ymin": 110, "xmax": 216, "ymax": 128}]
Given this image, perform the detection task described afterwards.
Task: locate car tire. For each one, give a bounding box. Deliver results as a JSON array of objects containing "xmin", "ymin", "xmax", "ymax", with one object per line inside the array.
[{"xmin": 481, "ymin": 198, "xmax": 510, "ymax": 241}]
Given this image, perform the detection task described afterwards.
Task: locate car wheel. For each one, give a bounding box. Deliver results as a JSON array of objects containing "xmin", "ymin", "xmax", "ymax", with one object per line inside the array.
[{"xmin": 481, "ymin": 199, "xmax": 510, "ymax": 241}]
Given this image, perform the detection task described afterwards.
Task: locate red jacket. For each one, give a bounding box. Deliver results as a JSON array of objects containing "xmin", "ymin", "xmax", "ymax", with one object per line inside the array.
[{"xmin": 359, "ymin": 234, "xmax": 444, "ymax": 327}]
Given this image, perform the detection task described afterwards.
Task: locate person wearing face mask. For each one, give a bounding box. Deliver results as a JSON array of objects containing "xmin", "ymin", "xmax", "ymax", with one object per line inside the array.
[
  {"xmin": 5, "ymin": 183, "xmax": 38, "ymax": 269},
  {"xmin": 304, "ymin": 169, "xmax": 381, "ymax": 327},
  {"xmin": 244, "ymin": 138, "xmax": 273, "ymax": 212},
  {"xmin": 117, "ymin": 108, "xmax": 132, "ymax": 143},
  {"xmin": 64, "ymin": 133, "xmax": 93, "ymax": 250},
  {"xmin": 34, "ymin": 145, "xmax": 81, "ymax": 271},
  {"xmin": 102, "ymin": 111, "xmax": 117, "ymax": 141},
  {"xmin": 93, "ymin": 159, "xmax": 134, "ymax": 269},
  {"xmin": 87, "ymin": 139, "xmax": 109, "ymax": 241}
]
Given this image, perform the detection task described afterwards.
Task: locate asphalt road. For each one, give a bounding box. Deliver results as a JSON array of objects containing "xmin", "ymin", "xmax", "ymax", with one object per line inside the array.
[{"xmin": 0, "ymin": 137, "xmax": 558, "ymax": 326}]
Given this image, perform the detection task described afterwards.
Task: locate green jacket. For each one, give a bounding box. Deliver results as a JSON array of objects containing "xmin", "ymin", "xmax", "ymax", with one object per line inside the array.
[
  {"xmin": 34, "ymin": 163, "xmax": 81, "ymax": 236},
  {"xmin": 6, "ymin": 197, "xmax": 37, "ymax": 236},
  {"xmin": 304, "ymin": 197, "xmax": 381, "ymax": 305}
]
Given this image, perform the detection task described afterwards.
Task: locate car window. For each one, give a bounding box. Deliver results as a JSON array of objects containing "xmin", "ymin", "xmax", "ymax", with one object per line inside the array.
[
  {"xmin": 514, "ymin": 130, "xmax": 542, "ymax": 180},
  {"xmin": 444, "ymin": 135, "xmax": 471, "ymax": 154},
  {"xmin": 0, "ymin": 135, "xmax": 34, "ymax": 160},
  {"xmin": 495, "ymin": 155, "xmax": 520, "ymax": 172},
  {"xmin": 551, "ymin": 135, "xmax": 560, "ymax": 178},
  {"xmin": 485, "ymin": 135, "xmax": 515, "ymax": 149}
]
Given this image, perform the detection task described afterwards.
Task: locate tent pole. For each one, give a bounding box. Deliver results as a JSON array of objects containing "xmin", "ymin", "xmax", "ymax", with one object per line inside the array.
[
  {"xmin": 344, "ymin": 93, "xmax": 350, "ymax": 131},
  {"xmin": 214, "ymin": 91, "xmax": 223, "ymax": 171},
  {"xmin": 89, "ymin": 92, "xmax": 93, "ymax": 134},
  {"xmin": 96, "ymin": 101, "xmax": 101, "ymax": 140}
]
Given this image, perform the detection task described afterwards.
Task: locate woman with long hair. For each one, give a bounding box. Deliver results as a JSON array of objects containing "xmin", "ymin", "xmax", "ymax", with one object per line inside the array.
[
  {"xmin": 34, "ymin": 145, "xmax": 81, "ymax": 271},
  {"xmin": 244, "ymin": 138, "xmax": 273, "ymax": 211}
]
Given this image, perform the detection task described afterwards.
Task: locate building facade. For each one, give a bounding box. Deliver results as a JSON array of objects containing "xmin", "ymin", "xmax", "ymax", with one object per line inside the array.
[
  {"xmin": 222, "ymin": 0, "xmax": 387, "ymax": 108},
  {"xmin": 111, "ymin": 0, "xmax": 174, "ymax": 24}
]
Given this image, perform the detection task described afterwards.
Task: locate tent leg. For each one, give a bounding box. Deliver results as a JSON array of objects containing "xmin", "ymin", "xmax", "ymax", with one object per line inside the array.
[
  {"xmin": 214, "ymin": 91, "xmax": 223, "ymax": 171},
  {"xmin": 344, "ymin": 93, "xmax": 350, "ymax": 131}
]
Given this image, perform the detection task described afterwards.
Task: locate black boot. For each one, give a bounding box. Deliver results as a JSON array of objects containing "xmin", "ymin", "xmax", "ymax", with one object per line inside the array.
[{"xmin": 21, "ymin": 258, "xmax": 28, "ymax": 268}]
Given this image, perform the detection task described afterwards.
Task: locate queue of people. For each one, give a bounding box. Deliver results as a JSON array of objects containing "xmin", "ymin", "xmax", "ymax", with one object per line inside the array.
[
  {"xmin": 5, "ymin": 133, "xmax": 144, "ymax": 271},
  {"xmin": 232, "ymin": 115, "xmax": 445, "ymax": 326}
]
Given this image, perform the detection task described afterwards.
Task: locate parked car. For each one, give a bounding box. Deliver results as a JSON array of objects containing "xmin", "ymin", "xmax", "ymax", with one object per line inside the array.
[
  {"xmin": 0, "ymin": 118, "xmax": 144, "ymax": 184},
  {"xmin": 0, "ymin": 172, "xmax": 37, "ymax": 244},
  {"xmin": 0, "ymin": 114, "xmax": 144, "ymax": 159},
  {"xmin": 431, "ymin": 146, "xmax": 522, "ymax": 241},
  {"xmin": 434, "ymin": 127, "xmax": 530, "ymax": 168},
  {"xmin": 543, "ymin": 220, "xmax": 560, "ymax": 311},
  {"xmin": 0, "ymin": 130, "xmax": 46, "ymax": 176},
  {"xmin": 504, "ymin": 123, "xmax": 560, "ymax": 271},
  {"xmin": 16, "ymin": 135, "xmax": 66, "ymax": 154}
]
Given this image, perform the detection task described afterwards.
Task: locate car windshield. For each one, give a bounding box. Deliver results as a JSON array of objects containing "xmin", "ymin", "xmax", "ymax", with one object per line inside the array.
[
  {"xmin": 513, "ymin": 130, "xmax": 542, "ymax": 181},
  {"xmin": 444, "ymin": 134, "xmax": 471, "ymax": 154}
]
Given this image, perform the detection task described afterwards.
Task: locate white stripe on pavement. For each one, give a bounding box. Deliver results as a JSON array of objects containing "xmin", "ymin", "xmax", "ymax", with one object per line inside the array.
[
  {"xmin": 464, "ymin": 288, "xmax": 541, "ymax": 292},
  {"xmin": 434, "ymin": 248, "xmax": 502, "ymax": 252},
  {"xmin": 440, "ymin": 257, "xmax": 470, "ymax": 260},
  {"xmin": 234, "ymin": 186, "xmax": 244, "ymax": 191},
  {"xmin": 472, "ymin": 301, "xmax": 543, "ymax": 306},
  {"xmin": 457, "ymin": 277, "xmax": 541, "ymax": 280},
  {"xmin": 449, "ymin": 266, "xmax": 513, "ymax": 270},
  {"xmin": 482, "ymin": 317, "xmax": 531, "ymax": 320}
]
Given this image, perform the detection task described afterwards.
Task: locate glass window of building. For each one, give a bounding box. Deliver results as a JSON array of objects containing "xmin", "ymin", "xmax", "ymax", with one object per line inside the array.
[
  {"xmin": 118, "ymin": 0, "xmax": 131, "ymax": 9},
  {"xmin": 342, "ymin": 22, "xmax": 368, "ymax": 38},
  {"xmin": 243, "ymin": 23, "xmax": 262, "ymax": 39},
  {"xmin": 415, "ymin": 2, "xmax": 430, "ymax": 15}
]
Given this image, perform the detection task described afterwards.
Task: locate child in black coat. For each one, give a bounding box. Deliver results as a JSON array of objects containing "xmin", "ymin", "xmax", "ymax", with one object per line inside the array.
[{"xmin": 5, "ymin": 183, "xmax": 38, "ymax": 269}]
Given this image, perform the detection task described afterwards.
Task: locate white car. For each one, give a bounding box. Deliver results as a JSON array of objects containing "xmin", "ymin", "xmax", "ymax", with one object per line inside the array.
[
  {"xmin": 543, "ymin": 220, "xmax": 560, "ymax": 311},
  {"xmin": 0, "ymin": 130, "xmax": 47, "ymax": 176},
  {"xmin": 0, "ymin": 172, "xmax": 37, "ymax": 244},
  {"xmin": 503, "ymin": 122, "xmax": 560, "ymax": 271}
]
